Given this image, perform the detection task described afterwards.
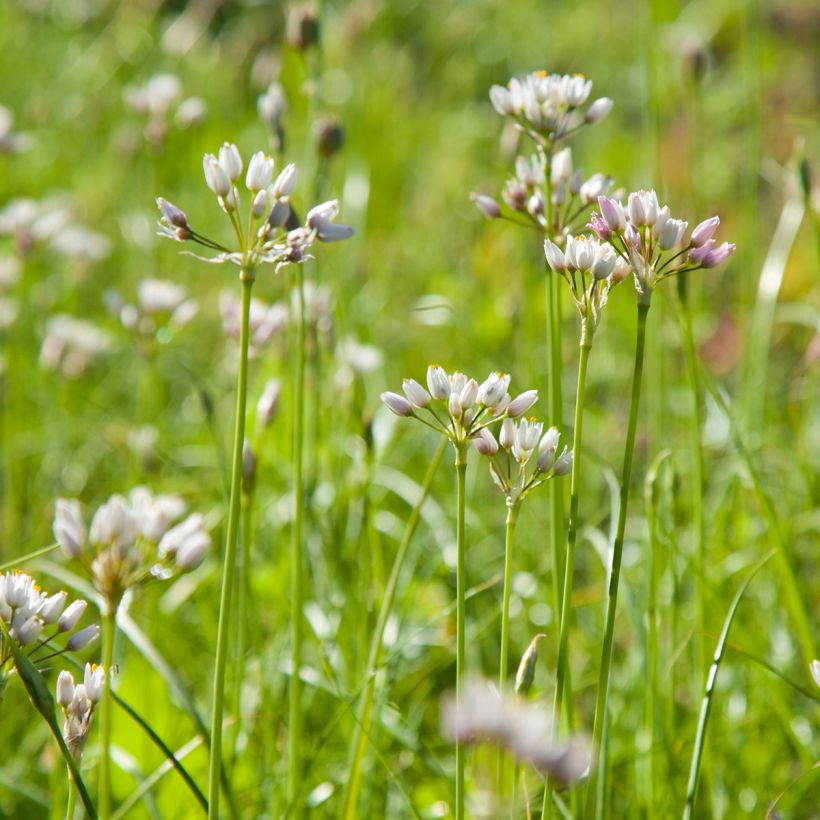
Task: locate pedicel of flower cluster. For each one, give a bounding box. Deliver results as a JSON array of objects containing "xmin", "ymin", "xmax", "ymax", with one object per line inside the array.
[
  {"xmin": 473, "ymin": 419, "xmax": 572, "ymax": 506},
  {"xmin": 52, "ymin": 488, "xmax": 211, "ymax": 610},
  {"xmin": 544, "ymin": 234, "xmax": 630, "ymax": 341},
  {"xmin": 590, "ymin": 189, "xmax": 736, "ymax": 305},
  {"xmin": 472, "ymin": 145, "xmax": 616, "ymax": 237},
  {"xmin": 0, "ymin": 572, "xmax": 99, "ymax": 699},
  {"xmin": 441, "ymin": 678, "xmax": 590, "ymax": 784},
  {"xmin": 156, "ymin": 141, "xmax": 353, "ymax": 276},
  {"xmin": 380, "ymin": 367, "xmax": 538, "ymax": 450},
  {"xmin": 56, "ymin": 663, "xmax": 110, "ymax": 761},
  {"xmin": 489, "ymin": 71, "xmax": 613, "ymax": 146}
]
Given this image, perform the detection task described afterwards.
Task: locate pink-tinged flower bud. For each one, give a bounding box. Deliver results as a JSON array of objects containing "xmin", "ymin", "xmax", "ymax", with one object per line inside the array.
[
  {"xmin": 527, "ymin": 192, "xmax": 545, "ymax": 217},
  {"xmin": 700, "ymin": 242, "xmax": 735, "ymax": 268},
  {"xmin": 218, "ymin": 142, "xmax": 243, "ymax": 181},
  {"xmin": 316, "ymin": 222, "xmax": 354, "ymax": 242},
  {"xmin": 508, "ymin": 390, "xmax": 538, "ymax": 418},
  {"xmin": 156, "ymin": 197, "xmax": 188, "ymax": 228},
  {"xmin": 402, "ymin": 378, "xmax": 431, "ymax": 408},
  {"xmin": 598, "ymin": 196, "xmax": 625, "ymax": 232},
  {"xmin": 544, "ymin": 240, "xmax": 567, "ymax": 272},
  {"xmin": 499, "ymin": 417, "xmax": 515, "ymax": 449},
  {"xmin": 203, "ymin": 154, "xmax": 231, "ymax": 197},
  {"xmin": 474, "ymin": 427, "xmax": 498, "ymax": 456},
  {"xmin": 471, "ymin": 193, "xmax": 501, "ymax": 220},
  {"xmin": 13, "ymin": 614, "xmax": 43, "ymax": 645},
  {"xmin": 569, "ymin": 169, "xmax": 584, "ymax": 196},
  {"xmin": 627, "ymin": 191, "xmax": 646, "ymax": 226},
  {"xmin": 553, "ymin": 449, "xmax": 573, "ymax": 475},
  {"xmin": 56, "ymin": 671, "xmax": 75, "ymax": 707},
  {"xmin": 67, "ymin": 624, "xmax": 100, "ymax": 651},
  {"xmin": 252, "ymin": 190, "xmax": 268, "ymax": 218},
  {"xmin": 448, "ymin": 391, "xmax": 463, "ymax": 417},
  {"xmin": 489, "ymin": 85, "xmax": 514, "ymax": 115},
  {"xmin": 176, "ymin": 532, "xmax": 211, "ymax": 570},
  {"xmin": 53, "ymin": 498, "xmax": 86, "ymax": 559},
  {"xmin": 687, "ymin": 239, "xmax": 714, "ymax": 265},
  {"xmin": 624, "ymin": 222, "xmax": 641, "ymax": 249},
  {"xmin": 459, "ymin": 378, "xmax": 479, "ymax": 409},
  {"xmin": 477, "ymin": 372, "xmax": 510, "ymax": 407},
  {"xmin": 585, "ymin": 96, "xmax": 613, "ymax": 123},
  {"xmin": 580, "ymin": 173, "xmax": 611, "ymax": 206},
  {"xmin": 690, "ymin": 216, "xmax": 720, "ymax": 246},
  {"xmin": 266, "ymin": 199, "xmax": 290, "ymax": 229},
  {"xmin": 426, "ymin": 365, "xmax": 451, "ymax": 400},
  {"xmin": 272, "ymin": 163, "xmax": 298, "ymax": 198},
  {"xmin": 307, "ymin": 199, "xmax": 340, "ymax": 229},
  {"xmin": 257, "ymin": 379, "xmax": 281, "ymax": 427},
  {"xmin": 246, "ymin": 151, "xmax": 274, "ymax": 192},
  {"xmin": 40, "ymin": 591, "xmax": 67, "ymax": 624},
  {"xmin": 658, "ymin": 217, "xmax": 687, "ymax": 250},
  {"xmin": 591, "ymin": 246, "xmax": 616, "ymax": 280},
  {"xmin": 58, "ymin": 599, "xmax": 87, "ymax": 632},
  {"xmin": 588, "ymin": 212, "xmax": 611, "ymax": 241},
  {"xmin": 381, "ymin": 391, "xmax": 413, "ymax": 417}
]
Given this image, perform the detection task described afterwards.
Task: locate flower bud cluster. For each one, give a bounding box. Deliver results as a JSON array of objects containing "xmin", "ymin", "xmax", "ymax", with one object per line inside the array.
[
  {"xmin": 489, "ymin": 71, "xmax": 612, "ymax": 144},
  {"xmin": 381, "ymin": 367, "xmax": 538, "ymax": 448},
  {"xmin": 56, "ymin": 663, "xmax": 110, "ymax": 762},
  {"xmin": 0, "ymin": 571, "xmax": 98, "ymax": 687},
  {"xmin": 53, "ymin": 488, "xmax": 210, "ymax": 606},
  {"xmin": 442, "ymin": 678, "xmax": 590, "ymax": 784},
  {"xmin": 544, "ymin": 234, "xmax": 630, "ymax": 338},
  {"xmin": 474, "ymin": 419, "xmax": 571, "ymax": 505},
  {"xmin": 157, "ymin": 141, "xmax": 353, "ymax": 273},
  {"xmin": 590, "ymin": 190, "xmax": 735, "ymax": 304}
]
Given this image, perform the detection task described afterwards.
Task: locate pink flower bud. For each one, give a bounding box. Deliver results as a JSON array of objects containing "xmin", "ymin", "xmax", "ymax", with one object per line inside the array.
[
  {"xmin": 471, "ymin": 193, "xmax": 501, "ymax": 219},
  {"xmin": 507, "ymin": 390, "xmax": 538, "ymax": 418},
  {"xmin": 380, "ymin": 391, "xmax": 413, "ymax": 417},
  {"xmin": 690, "ymin": 216, "xmax": 720, "ymax": 247},
  {"xmin": 700, "ymin": 242, "xmax": 736, "ymax": 268}
]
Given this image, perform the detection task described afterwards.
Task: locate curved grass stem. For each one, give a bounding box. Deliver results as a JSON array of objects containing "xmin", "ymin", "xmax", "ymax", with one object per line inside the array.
[
  {"xmin": 208, "ymin": 270, "xmax": 254, "ymax": 819},
  {"xmin": 585, "ymin": 302, "xmax": 649, "ymax": 819}
]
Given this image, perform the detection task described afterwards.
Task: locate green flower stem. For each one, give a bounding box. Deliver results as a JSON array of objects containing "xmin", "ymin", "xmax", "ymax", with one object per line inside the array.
[
  {"xmin": 99, "ymin": 604, "xmax": 118, "ymax": 819},
  {"xmin": 288, "ymin": 261, "xmax": 307, "ymax": 816},
  {"xmin": 543, "ymin": 327, "xmax": 592, "ymax": 820},
  {"xmin": 497, "ymin": 500, "xmax": 519, "ymax": 795},
  {"xmin": 208, "ymin": 269, "xmax": 254, "ymax": 820},
  {"xmin": 341, "ymin": 438, "xmax": 446, "ymax": 820},
  {"xmin": 66, "ymin": 766, "xmax": 77, "ymax": 820},
  {"xmin": 677, "ymin": 292, "xmax": 706, "ymax": 678},
  {"xmin": 585, "ymin": 302, "xmax": 649, "ymax": 820},
  {"xmin": 455, "ymin": 442, "xmax": 468, "ymax": 820}
]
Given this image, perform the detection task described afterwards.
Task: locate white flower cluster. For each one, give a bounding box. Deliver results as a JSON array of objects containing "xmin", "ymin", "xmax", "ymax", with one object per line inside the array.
[
  {"xmin": 490, "ymin": 71, "xmax": 612, "ymax": 143},
  {"xmin": 381, "ymin": 367, "xmax": 538, "ymax": 448},
  {"xmin": 592, "ymin": 190, "xmax": 735, "ymax": 304},
  {"xmin": 124, "ymin": 73, "xmax": 206, "ymax": 143},
  {"xmin": 219, "ymin": 290, "xmax": 287, "ymax": 356},
  {"xmin": 441, "ymin": 678, "xmax": 590, "ymax": 784},
  {"xmin": 0, "ymin": 571, "xmax": 98, "ymax": 666},
  {"xmin": 53, "ymin": 487, "xmax": 210, "ymax": 606},
  {"xmin": 119, "ymin": 278, "xmax": 198, "ymax": 341},
  {"xmin": 56, "ymin": 663, "xmax": 109, "ymax": 761},
  {"xmin": 157, "ymin": 141, "xmax": 353, "ymax": 272},
  {"xmin": 39, "ymin": 314, "xmax": 113, "ymax": 378},
  {"xmin": 544, "ymin": 234, "xmax": 630, "ymax": 337},
  {"xmin": 474, "ymin": 420, "xmax": 572, "ymax": 505}
]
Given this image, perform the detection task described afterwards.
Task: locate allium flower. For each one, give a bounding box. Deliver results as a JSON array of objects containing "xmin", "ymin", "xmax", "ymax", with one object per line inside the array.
[
  {"xmin": 441, "ymin": 678, "xmax": 590, "ymax": 784},
  {"xmin": 0, "ymin": 572, "xmax": 98, "ymax": 695},
  {"xmin": 124, "ymin": 74, "xmax": 205, "ymax": 144},
  {"xmin": 56, "ymin": 663, "xmax": 110, "ymax": 762},
  {"xmin": 53, "ymin": 488, "xmax": 211, "ymax": 606},
  {"xmin": 156, "ymin": 141, "xmax": 353, "ymax": 273},
  {"xmin": 381, "ymin": 366, "xmax": 537, "ymax": 449},
  {"xmin": 544, "ymin": 234, "xmax": 629, "ymax": 339},
  {"xmin": 476, "ymin": 420, "xmax": 571, "ymax": 505},
  {"xmin": 591, "ymin": 191, "xmax": 735, "ymax": 304},
  {"xmin": 39, "ymin": 315, "xmax": 112, "ymax": 378},
  {"xmin": 489, "ymin": 71, "xmax": 612, "ymax": 145}
]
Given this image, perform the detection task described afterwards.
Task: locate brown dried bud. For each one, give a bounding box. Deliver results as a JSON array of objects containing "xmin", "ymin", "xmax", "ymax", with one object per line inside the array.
[
  {"xmin": 286, "ymin": 4, "xmax": 320, "ymax": 51},
  {"xmin": 314, "ymin": 115, "xmax": 344, "ymax": 158}
]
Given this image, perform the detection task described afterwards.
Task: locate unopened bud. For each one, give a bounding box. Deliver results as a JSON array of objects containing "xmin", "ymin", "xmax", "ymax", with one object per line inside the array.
[
  {"xmin": 381, "ymin": 391, "xmax": 413, "ymax": 417},
  {"xmin": 471, "ymin": 193, "xmax": 501, "ymax": 219},
  {"xmin": 314, "ymin": 115, "xmax": 344, "ymax": 158},
  {"xmin": 515, "ymin": 633, "xmax": 546, "ymax": 697},
  {"xmin": 286, "ymin": 4, "xmax": 320, "ymax": 50},
  {"xmin": 67, "ymin": 624, "xmax": 100, "ymax": 651}
]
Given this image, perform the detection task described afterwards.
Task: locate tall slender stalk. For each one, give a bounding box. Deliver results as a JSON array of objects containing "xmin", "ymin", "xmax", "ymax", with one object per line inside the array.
[
  {"xmin": 585, "ymin": 302, "xmax": 649, "ymax": 819},
  {"xmin": 288, "ymin": 262, "xmax": 307, "ymax": 815},
  {"xmin": 542, "ymin": 327, "xmax": 592, "ymax": 820},
  {"xmin": 341, "ymin": 438, "xmax": 446, "ymax": 820},
  {"xmin": 497, "ymin": 500, "xmax": 519, "ymax": 796},
  {"xmin": 208, "ymin": 270, "xmax": 254, "ymax": 820},
  {"xmin": 454, "ymin": 443, "xmax": 468, "ymax": 820},
  {"xmin": 66, "ymin": 770, "xmax": 78, "ymax": 820},
  {"xmin": 99, "ymin": 605, "xmax": 117, "ymax": 819}
]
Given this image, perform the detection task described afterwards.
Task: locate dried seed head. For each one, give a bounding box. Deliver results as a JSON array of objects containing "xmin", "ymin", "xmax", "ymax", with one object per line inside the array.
[
  {"xmin": 286, "ymin": 4, "xmax": 320, "ymax": 50},
  {"xmin": 314, "ymin": 115, "xmax": 344, "ymax": 158}
]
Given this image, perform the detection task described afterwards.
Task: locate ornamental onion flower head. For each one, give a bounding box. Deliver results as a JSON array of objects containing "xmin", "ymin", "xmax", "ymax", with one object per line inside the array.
[
  {"xmin": 589, "ymin": 191, "xmax": 735, "ymax": 304},
  {"xmin": 57, "ymin": 664, "xmax": 110, "ymax": 762}
]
